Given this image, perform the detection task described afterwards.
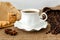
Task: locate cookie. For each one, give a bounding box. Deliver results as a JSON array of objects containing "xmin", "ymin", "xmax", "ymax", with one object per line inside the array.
[{"xmin": 0, "ymin": 2, "xmax": 21, "ymax": 28}]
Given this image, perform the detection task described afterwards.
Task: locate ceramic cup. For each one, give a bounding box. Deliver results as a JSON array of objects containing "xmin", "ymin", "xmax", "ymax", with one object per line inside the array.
[{"xmin": 20, "ymin": 9, "xmax": 47, "ymax": 26}]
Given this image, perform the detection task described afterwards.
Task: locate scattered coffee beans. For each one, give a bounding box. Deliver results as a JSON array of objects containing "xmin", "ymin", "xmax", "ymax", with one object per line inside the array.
[
  {"xmin": 43, "ymin": 7, "xmax": 60, "ymax": 34},
  {"xmin": 5, "ymin": 29, "xmax": 17, "ymax": 36}
]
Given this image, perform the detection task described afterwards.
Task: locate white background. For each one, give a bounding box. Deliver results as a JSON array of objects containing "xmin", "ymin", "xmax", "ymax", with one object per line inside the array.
[{"xmin": 0, "ymin": 0, "xmax": 60, "ymax": 9}]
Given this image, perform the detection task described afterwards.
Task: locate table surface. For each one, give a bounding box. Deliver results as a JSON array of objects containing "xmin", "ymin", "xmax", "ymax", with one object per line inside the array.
[{"xmin": 0, "ymin": 24, "xmax": 60, "ymax": 40}]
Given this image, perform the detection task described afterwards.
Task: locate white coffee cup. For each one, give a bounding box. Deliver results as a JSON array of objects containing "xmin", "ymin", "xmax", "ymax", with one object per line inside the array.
[
  {"xmin": 20, "ymin": 9, "xmax": 47, "ymax": 26},
  {"xmin": 14, "ymin": 9, "xmax": 48, "ymax": 31}
]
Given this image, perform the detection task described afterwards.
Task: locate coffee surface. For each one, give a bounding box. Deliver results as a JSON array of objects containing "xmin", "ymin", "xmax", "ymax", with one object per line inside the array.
[{"xmin": 23, "ymin": 11, "xmax": 37, "ymax": 13}]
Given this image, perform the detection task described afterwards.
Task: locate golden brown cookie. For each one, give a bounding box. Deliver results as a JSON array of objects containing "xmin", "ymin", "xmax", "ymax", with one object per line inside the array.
[{"xmin": 0, "ymin": 2, "xmax": 21, "ymax": 28}]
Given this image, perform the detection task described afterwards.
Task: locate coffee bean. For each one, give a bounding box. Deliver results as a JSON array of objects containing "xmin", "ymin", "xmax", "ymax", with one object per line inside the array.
[
  {"xmin": 10, "ymin": 30, "xmax": 17, "ymax": 36},
  {"xmin": 5, "ymin": 29, "xmax": 12, "ymax": 34}
]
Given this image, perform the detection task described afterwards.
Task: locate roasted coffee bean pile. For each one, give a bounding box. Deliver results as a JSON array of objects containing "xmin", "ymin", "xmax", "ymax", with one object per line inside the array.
[
  {"xmin": 5, "ymin": 29, "xmax": 17, "ymax": 36},
  {"xmin": 43, "ymin": 7, "xmax": 60, "ymax": 34}
]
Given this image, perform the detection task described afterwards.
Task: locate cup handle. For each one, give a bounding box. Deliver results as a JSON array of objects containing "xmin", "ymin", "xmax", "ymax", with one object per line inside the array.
[{"xmin": 40, "ymin": 12, "xmax": 47, "ymax": 21}]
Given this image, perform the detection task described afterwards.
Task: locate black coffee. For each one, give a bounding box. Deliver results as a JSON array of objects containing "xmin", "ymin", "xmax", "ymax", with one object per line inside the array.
[{"xmin": 23, "ymin": 11, "xmax": 37, "ymax": 13}]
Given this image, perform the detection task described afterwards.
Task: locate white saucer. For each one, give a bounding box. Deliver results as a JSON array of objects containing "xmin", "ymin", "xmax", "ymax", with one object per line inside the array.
[{"xmin": 14, "ymin": 21, "xmax": 48, "ymax": 31}]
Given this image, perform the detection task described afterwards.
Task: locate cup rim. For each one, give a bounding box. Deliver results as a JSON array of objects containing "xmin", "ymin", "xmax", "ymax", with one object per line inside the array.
[{"xmin": 21, "ymin": 9, "xmax": 39, "ymax": 13}]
